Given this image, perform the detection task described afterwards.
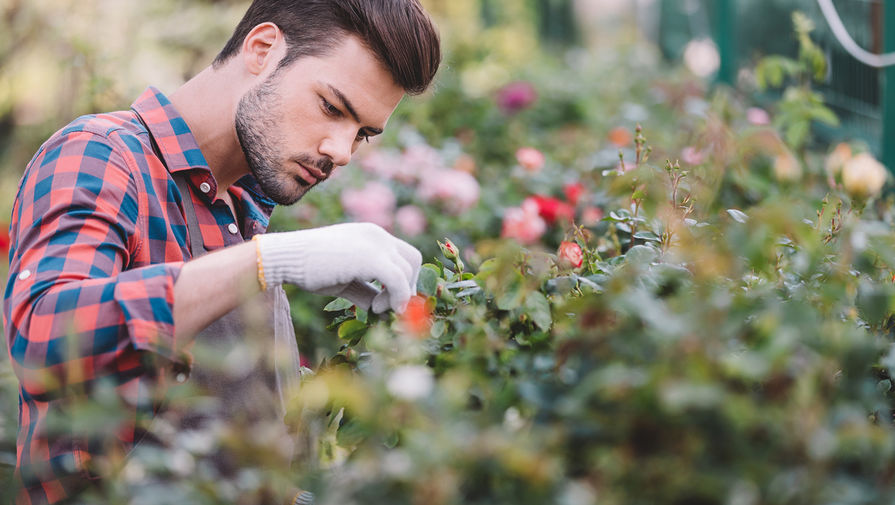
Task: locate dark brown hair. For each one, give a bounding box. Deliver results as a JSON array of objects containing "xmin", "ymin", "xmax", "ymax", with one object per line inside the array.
[{"xmin": 214, "ymin": 0, "xmax": 441, "ymax": 95}]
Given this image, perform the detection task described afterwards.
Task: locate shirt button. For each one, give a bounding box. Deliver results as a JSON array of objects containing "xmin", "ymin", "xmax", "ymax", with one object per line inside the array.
[
  {"xmin": 199, "ymin": 182, "xmax": 212, "ymax": 194},
  {"xmin": 18, "ymin": 270, "xmax": 31, "ymax": 281},
  {"xmin": 227, "ymin": 223, "xmax": 239, "ymax": 235}
]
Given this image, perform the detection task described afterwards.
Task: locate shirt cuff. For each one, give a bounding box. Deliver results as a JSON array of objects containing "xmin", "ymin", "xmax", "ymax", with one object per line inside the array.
[{"xmin": 113, "ymin": 262, "xmax": 183, "ymax": 361}]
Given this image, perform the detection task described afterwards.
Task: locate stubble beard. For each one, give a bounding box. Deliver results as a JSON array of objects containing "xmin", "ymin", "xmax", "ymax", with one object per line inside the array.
[{"xmin": 235, "ymin": 73, "xmax": 333, "ymax": 206}]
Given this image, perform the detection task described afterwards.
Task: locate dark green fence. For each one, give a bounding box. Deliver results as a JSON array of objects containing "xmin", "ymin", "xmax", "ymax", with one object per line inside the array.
[{"xmin": 658, "ymin": 0, "xmax": 893, "ymax": 171}]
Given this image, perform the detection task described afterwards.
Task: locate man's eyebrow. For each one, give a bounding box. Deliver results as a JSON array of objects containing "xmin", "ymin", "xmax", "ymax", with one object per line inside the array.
[{"xmin": 326, "ymin": 84, "xmax": 384, "ymax": 135}]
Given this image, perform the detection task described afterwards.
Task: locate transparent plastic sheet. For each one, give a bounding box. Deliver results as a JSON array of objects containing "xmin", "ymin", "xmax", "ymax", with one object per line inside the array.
[{"xmin": 272, "ymin": 285, "xmax": 303, "ymax": 418}]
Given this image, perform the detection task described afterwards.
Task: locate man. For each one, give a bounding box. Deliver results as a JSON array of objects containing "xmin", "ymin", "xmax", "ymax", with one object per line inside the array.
[{"xmin": 2, "ymin": 0, "xmax": 441, "ymax": 503}]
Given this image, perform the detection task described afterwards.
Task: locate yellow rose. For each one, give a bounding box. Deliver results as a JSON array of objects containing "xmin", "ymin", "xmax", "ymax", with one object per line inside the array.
[
  {"xmin": 824, "ymin": 143, "xmax": 852, "ymax": 181},
  {"xmin": 773, "ymin": 151, "xmax": 802, "ymax": 182},
  {"xmin": 842, "ymin": 153, "xmax": 887, "ymax": 200}
]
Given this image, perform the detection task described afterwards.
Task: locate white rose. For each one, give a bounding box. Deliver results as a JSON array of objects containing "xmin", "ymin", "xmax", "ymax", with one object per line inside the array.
[
  {"xmin": 386, "ymin": 365, "xmax": 434, "ymax": 400},
  {"xmin": 842, "ymin": 153, "xmax": 887, "ymax": 200}
]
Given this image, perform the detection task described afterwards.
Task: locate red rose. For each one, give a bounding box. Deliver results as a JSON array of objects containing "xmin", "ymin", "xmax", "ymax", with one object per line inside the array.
[
  {"xmin": 563, "ymin": 182, "xmax": 586, "ymax": 206},
  {"xmin": 0, "ymin": 223, "xmax": 9, "ymax": 257},
  {"xmin": 402, "ymin": 295, "xmax": 434, "ymax": 338},
  {"xmin": 557, "ymin": 241, "xmax": 583, "ymax": 269},
  {"xmin": 529, "ymin": 195, "xmax": 574, "ymax": 225}
]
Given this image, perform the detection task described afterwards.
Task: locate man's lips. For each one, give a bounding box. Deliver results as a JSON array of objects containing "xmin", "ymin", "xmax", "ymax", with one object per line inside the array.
[{"xmin": 296, "ymin": 162, "xmax": 325, "ymax": 186}]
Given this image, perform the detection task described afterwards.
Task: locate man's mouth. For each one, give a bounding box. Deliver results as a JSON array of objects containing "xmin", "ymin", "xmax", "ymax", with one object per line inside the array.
[{"xmin": 296, "ymin": 162, "xmax": 324, "ymax": 186}]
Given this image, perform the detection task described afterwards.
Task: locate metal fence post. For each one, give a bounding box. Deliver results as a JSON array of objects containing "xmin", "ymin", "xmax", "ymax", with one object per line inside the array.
[
  {"xmin": 883, "ymin": 0, "xmax": 895, "ymax": 172},
  {"xmin": 715, "ymin": 0, "xmax": 736, "ymax": 85}
]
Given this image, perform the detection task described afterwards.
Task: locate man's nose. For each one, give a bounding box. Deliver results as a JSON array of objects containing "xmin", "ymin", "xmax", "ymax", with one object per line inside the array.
[{"xmin": 319, "ymin": 135, "xmax": 353, "ymax": 167}]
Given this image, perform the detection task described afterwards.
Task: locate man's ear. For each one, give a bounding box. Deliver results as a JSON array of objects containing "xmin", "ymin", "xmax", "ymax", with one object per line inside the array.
[{"xmin": 241, "ymin": 22, "xmax": 283, "ymax": 76}]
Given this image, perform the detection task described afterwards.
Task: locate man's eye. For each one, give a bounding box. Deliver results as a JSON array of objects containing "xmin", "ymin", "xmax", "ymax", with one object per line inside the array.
[
  {"xmin": 321, "ymin": 98, "xmax": 341, "ymax": 117},
  {"xmin": 356, "ymin": 132, "xmax": 371, "ymax": 143}
]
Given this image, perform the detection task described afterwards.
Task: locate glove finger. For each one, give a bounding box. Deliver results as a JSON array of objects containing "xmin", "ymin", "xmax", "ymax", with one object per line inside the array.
[
  {"xmin": 389, "ymin": 247, "xmax": 414, "ymax": 290},
  {"xmin": 393, "ymin": 240, "xmax": 423, "ymax": 293},
  {"xmin": 372, "ymin": 260, "xmax": 411, "ymax": 313}
]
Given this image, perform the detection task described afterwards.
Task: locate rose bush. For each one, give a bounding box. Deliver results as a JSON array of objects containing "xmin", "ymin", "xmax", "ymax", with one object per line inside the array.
[{"xmin": 4, "ymin": 5, "xmax": 895, "ymax": 505}]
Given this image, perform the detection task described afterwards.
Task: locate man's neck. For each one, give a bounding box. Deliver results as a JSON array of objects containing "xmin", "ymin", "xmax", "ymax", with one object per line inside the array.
[{"xmin": 169, "ymin": 65, "xmax": 249, "ymax": 200}]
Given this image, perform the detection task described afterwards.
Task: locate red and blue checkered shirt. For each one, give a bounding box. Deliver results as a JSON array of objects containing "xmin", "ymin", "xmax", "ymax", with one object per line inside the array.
[{"xmin": 3, "ymin": 87, "xmax": 277, "ymax": 504}]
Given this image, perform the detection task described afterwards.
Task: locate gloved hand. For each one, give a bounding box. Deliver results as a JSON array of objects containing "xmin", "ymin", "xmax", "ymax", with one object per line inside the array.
[{"xmin": 256, "ymin": 223, "xmax": 422, "ymax": 313}]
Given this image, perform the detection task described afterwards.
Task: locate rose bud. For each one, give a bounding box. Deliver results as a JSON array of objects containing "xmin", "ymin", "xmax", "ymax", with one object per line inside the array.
[
  {"xmin": 438, "ymin": 238, "xmax": 464, "ymax": 271},
  {"xmin": 557, "ymin": 241, "xmax": 584, "ymax": 269},
  {"xmin": 842, "ymin": 152, "xmax": 887, "ymax": 200},
  {"xmin": 438, "ymin": 238, "xmax": 459, "ymax": 259}
]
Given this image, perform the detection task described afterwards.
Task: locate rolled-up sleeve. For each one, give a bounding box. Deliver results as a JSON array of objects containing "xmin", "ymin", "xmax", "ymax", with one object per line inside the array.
[{"xmin": 3, "ymin": 129, "xmax": 183, "ymax": 400}]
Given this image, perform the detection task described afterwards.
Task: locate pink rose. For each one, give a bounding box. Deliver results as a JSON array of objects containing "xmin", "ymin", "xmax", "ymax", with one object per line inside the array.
[
  {"xmin": 746, "ymin": 107, "xmax": 770, "ymax": 126},
  {"xmin": 340, "ymin": 181, "xmax": 396, "ymax": 228},
  {"xmin": 395, "ymin": 205, "xmax": 427, "ymax": 237},
  {"xmin": 516, "ymin": 147, "xmax": 545, "ymax": 173},
  {"xmin": 501, "ymin": 199, "xmax": 547, "ymax": 244},
  {"xmin": 581, "ymin": 206, "xmax": 604, "ymax": 226},
  {"xmin": 557, "ymin": 241, "xmax": 583, "ymax": 269},
  {"xmin": 360, "ymin": 149, "xmax": 402, "ymax": 180},
  {"xmin": 417, "ymin": 168, "xmax": 480, "ymax": 214},
  {"xmin": 496, "ymin": 81, "xmax": 537, "ymax": 114},
  {"xmin": 681, "ymin": 146, "xmax": 705, "ymax": 165},
  {"xmin": 380, "ymin": 144, "xmax": 444, "ymax": 184}
]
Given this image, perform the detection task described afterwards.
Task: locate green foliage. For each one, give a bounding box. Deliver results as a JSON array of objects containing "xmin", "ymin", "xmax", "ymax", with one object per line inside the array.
[{"xmin": 754, "ymin": 11, "xmax": 838, "ymax": 151}]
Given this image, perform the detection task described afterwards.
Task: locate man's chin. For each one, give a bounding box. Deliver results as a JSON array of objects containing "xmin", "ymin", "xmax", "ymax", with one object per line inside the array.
[{"xmin": 256, "ymin": 179, "xmax": 308, "ymax": 206}]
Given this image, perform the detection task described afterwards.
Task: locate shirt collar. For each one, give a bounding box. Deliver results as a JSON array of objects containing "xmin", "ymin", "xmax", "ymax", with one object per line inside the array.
[
  {"xmin": 130, "ymin": 86, "xmax": 278, "ymax": 227},
  {"xmin": 130, "ymin": 86, "xmax": 211, "ymax": 175}
]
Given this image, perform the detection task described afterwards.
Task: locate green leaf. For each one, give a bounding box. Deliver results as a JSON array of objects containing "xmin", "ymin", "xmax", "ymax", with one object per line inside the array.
[
  {"xmin": 417, "ymin": 264, "xmax": 440, "ymax": 296},
  {"xmin": 785, "ymin": 120, "xmax": 810, "ymax": 149},
  {"xmin": 633, "ymin": 231, "xmax": 660, "ymax": 242},
  {"xmin": 625, "ymin": 245, "xmax": 659, "ymax": 265},
  {"xmin": 336, "ymin": 417, "xmax": 368, "ymax": 447},
  {"xmin": 809, "ymin": 105, "xmax": 839, "ymax": 126},
  {"xmin": 726, "ymin": 209, "xmax": 748, "ymax": 223},
  {"xmin": 497, "ymin": 283, "xmax": 524, "ymax": 311},
  {"xmin": 856, "ymin": 281, "xmax": 893, "ymax": 325},
  {"xmin": 525, "ymin": 292, "xmax": 552, "ymax": 331},
  {"xmin": 431, "ymin": 320, "xmax": 447, "ymax": 339},
  {"xmin": 478, "ymin": 258, "xmax": 499, "ymax": 276},
  {"xmin": 338, "ymin": 320, "xmax": 367, "ymax": 340},
  {"xmin": 324, "ymin": 297, "xmax": 354, "ymax": 312}
]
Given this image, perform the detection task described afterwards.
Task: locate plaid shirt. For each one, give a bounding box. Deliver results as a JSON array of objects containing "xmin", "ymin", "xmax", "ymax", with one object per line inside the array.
[{"xmin": 3, "ymin": 87, "xmax": 276, "ymax": 504}]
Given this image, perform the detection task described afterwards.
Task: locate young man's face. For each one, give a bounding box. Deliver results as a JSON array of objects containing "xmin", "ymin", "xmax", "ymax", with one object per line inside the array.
[{"xmin": 235, "ymin": 35, "xmax": 405, "ymax": 205}]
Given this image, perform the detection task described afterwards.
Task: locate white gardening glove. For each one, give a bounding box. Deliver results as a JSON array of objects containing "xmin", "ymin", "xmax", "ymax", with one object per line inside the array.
[{"xmin": 256, "ymin": 223, "xmax": 422, "ymax": 313}]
